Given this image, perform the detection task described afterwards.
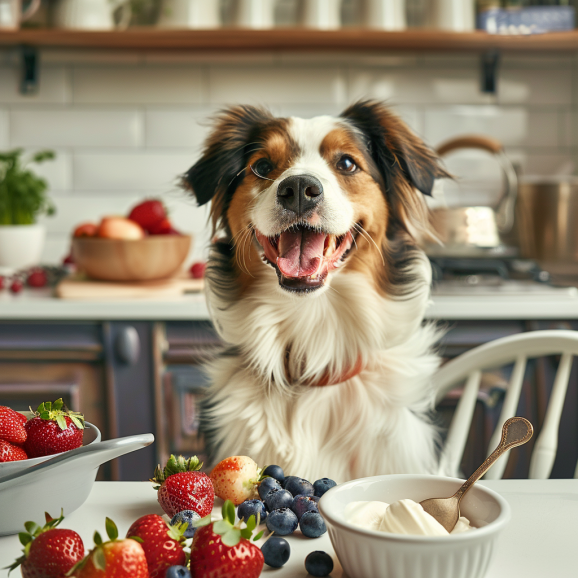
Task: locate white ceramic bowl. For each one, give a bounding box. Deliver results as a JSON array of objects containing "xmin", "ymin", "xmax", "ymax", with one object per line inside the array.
[{"xmin": 318, "ymin": 474, "xmax": 511, "ymax": 578}]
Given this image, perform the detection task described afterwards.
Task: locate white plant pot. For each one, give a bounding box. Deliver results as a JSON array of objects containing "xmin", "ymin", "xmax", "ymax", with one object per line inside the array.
[{"xmin": 0, "ymin": 224, "xmax": 45, "ymax": 270}]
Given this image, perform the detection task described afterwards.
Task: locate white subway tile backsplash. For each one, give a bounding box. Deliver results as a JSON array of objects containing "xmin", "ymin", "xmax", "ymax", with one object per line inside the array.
[
  {"xmin": 73, "ymin": 151, "xmax": 195, "ymax": 192},
  {"xmin": 208, "ymin": 67, "xmax": 346, "ymax": 105},
  {"xmin": 72, "ymin": 67, "xmax": 204, "ymax": 104},
  {"xmin": 145, "ymin": 108, "xmax": 212, "ymax": 149},
  {"xmin": 10, "ymin": 109, "xmax": 143, "ymax": 148},
  {"xmin": 498, "ymin": 69, "xmax": 572, "ymax": 106},
  {"xmin": 424, "ymin": 107, "xmax": 558, "ymax": 148},
  {"xmin": 0, "ymin": 110, "xmax": 8, "ymax": 148},
  {"xmin": 29, "ymin": 149, "xmax": 72, "ymax": 192},
  {"xmin": 0, "ymin": 66, "xmax": 70, "ymax": 105},
  {"xmin": 42, "ymin": 234, "xmax": 70, "ymax": 264}
]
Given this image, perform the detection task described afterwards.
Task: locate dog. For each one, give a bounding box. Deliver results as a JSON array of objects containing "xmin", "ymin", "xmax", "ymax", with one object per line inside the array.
[{"xmin": 183, "ymin": 100, "xmax": 449, "ymax": 483}]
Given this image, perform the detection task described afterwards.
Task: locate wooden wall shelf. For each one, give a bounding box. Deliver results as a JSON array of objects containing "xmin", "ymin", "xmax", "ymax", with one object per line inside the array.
[{"xmin": 0, "ymin": 28, "xmax": 577, "ymax": 53}]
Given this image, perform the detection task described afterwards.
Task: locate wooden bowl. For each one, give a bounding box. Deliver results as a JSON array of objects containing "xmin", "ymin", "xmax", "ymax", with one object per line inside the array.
[{"xmin": 71, "ymin": 235, "xmax": 192, "ymax": 282}]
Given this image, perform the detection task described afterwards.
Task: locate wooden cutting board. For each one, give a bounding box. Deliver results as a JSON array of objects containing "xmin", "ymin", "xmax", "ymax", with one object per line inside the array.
[{"xmin": 56, "ymin": 275, "xmax": 204, "ymax": 300}]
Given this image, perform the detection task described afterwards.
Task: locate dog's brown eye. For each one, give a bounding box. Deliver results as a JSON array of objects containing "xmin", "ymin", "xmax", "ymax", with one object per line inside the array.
[
  {"xmin": 253, "ymin": 158, "xmax": 274, "ymax": 177},
  {"xmin": 336, "ymin": 155, "xmax": 357, "ymax": 173}
]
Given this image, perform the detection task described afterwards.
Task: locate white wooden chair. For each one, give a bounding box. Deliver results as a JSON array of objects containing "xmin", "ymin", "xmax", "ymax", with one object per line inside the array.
[{"xmin": 435, "ymin": 330, "xmax": 578, "ymax": 480}]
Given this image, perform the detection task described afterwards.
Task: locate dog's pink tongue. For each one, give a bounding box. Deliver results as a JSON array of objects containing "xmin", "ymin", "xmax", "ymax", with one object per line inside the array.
[{"xmin": 277, "ymin": 229, "xmax": 326, "ymax": 278}]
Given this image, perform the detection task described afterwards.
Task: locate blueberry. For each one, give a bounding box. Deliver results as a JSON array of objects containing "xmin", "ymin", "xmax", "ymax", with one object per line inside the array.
[
  {"xmin": 281, "ymin": 475, "xmax": 299, "ymax": 489},
  {"xmin": 262, "ymin": 464, "xmax": 285, "ymax": 484},
  {"xmin": 258, "ymin": 476, "xmax": 281, "ymax": 500},
  {"xmin": 237, "ymin": 499, "xmax": 267, "ymax": 524},
  {"xmin": 264, "ymin": 488, "xmax": 293, "ymax": 511},
  {"xmin": 261, "ymin": 536, "xmax": 291, "ymax": 568},
  {"xmin": 313, "ymin": 478, "xmax": 337, "ymax": 498},
  {"xmin": 266, "ymin": 508, "xmax": 298, "ymax": 535},
  {"xmin": 170, "ymin": 510, "xmax": 200, "ymax": 539},
  {"xmin": 165, "ymin": 566, "xmax": 191, "ymax": 578},
  {"xmin": 285, "ymin": 477, "xmax": 314, "ymax": 497},
  {"xmin": 305, "ymin": 551, "xmax": 334, "ymax": 576},
  {"xmin": 300, "ymin": 511, "xmax": 327, "ymax": 538},
  {"xmin": 291, "ymin": 495, "xmax": 319, "ymax": 520}
]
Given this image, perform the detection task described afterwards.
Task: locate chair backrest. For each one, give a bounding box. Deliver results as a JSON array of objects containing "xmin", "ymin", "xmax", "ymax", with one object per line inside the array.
[{"xmin": 435, "ymin": 330, "xmax": 578, "ymax": 480}]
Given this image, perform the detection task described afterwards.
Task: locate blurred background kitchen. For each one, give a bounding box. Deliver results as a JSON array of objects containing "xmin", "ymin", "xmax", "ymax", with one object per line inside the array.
[{"xmin": 1, "ymin": 0, "xmax": 578, "ymax": 481}]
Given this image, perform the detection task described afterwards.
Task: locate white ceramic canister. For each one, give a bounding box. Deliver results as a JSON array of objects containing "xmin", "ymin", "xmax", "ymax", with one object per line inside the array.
[
  {"xmin": 52, "ymin": 0, "xmax": 131, "ymax": 30},
  {"xmin": 299, "ymin": 0, "xmax": 341, "ymax": 29},
  {"xmin": 362, "ymin": 0, "xmax": 406, "ymax": 30},
  {"xmin": 158, "ymin": 0, "xmax": 220, "ymax": 28},
  {"xmin": 0, "ymin": 224, "xmax": 45, "ymax": 272},
  {"xmin": 0, "ymin": 0, "xmax": 41, "ymax": 30},
  {"xmin": 433, "ymin": 0, "xmax": 475, "ymax": 31},
  {"xmin": 234, "ymin": 0, "xmax": 275, "ymax": 28}
]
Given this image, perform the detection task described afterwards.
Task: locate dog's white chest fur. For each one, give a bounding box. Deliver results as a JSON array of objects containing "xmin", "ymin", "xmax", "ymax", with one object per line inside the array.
[{"xmin": 202, "ymin": 256, "xmax": 441, "ymax": 483}]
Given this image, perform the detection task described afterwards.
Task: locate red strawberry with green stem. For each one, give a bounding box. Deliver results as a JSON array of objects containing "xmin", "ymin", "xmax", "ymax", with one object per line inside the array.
[
  {"xmin": 0, "ymin": 405, "xmax": 27, "ymax": 444},
  {"xmin": 152, "ymin": 454, "xmax": 215, "ymax": 518},
  {"xmin": 209, "ymin": 456, "xmax": 263, "ymax": 506},
  {"xmin": 70, "ymin": 518, "xmax": 148, "ymax": 578},
  {"xmin": 24, "ymin": 399, "xmax": 84, "ymax": 458},
  {"xmin": 126, "ymin": 514, "xmax": 187, "ymax": 578},
  {"xmin": 0, "ymin": 439, "xmax": 27, "ymax": 462},
  {"xmin": 190, "ymin": 500, "xmax": 265, "ymax": 578},
  {"xmin": 128, "ymin": 199, "xmax": 167, "ymax": 232},
  {"xmin": 7, "ymin": 510, "xmax": 84, "ymax": 578}
]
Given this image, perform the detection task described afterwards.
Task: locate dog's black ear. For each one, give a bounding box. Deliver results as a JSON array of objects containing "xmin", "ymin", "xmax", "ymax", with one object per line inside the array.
[
  {"xmin": 340, "ymin": 100, "xmax": 448, "ymax": 196},
  {"xmin": 182, "ymin": 105, "xmax": 274, "ymax": 222}
]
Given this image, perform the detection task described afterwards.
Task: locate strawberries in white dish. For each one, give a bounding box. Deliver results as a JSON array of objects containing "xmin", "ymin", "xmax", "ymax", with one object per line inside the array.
[
  {"xmin": 9, "ymin": 511, "xmax": 84, "ymax": 578},
  {"xmin": 209, "ymin": 456, "xmax": 262, "ymax": 506},
  {"xmin": 152, "ymin": 454, "xmax": 215, "ymax": 518},
  {"xmin": 190, "ymin": 500, "xmax": 264, "ymax": 578},
  {"xmin": 126, "ymin": 514, "xmax": 187, "ymax": 578},
  {"xmin": 24, "ymin": 399, "xmax": 84, "ymax": 459},
  {"xmin": 0, "ymin": 439, "xmax": 27, "ymax": 462}
]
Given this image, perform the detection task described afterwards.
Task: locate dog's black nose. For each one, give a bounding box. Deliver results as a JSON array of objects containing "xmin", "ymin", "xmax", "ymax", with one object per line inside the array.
[{"xmin": 277, "ymin": 174, "xmax": 323, "ymax": 215}]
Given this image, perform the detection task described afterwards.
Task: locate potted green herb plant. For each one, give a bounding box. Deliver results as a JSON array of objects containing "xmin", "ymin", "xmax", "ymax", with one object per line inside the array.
[{"xmin": 0, "ymin": 149, "xmax": 56, "ymax": 271}]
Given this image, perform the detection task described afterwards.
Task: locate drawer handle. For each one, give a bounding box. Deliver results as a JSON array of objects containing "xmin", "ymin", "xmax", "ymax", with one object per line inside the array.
[{"xmin": 115, "ymin": 326, "xmax": 140, "ymax": 365}]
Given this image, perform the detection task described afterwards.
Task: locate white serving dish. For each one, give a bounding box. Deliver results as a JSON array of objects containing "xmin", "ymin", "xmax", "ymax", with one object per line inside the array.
[
  {"xmin": 318, "ymin": 474, "xmax": 510, "ymax": 578},
  {"xmin": 0, "ymin": 423, "xmax": 154, "ymax": 536}
]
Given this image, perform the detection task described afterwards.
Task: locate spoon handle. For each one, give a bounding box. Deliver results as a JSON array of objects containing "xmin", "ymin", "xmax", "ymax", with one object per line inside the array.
[{"xmin": 453, "ymin": 417, "xmax": 533, "ymax": 503}]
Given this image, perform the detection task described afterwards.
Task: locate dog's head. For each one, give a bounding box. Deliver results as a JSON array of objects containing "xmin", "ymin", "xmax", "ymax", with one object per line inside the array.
[{"xmin": 184, "ymin": 100, "xmax": 447, "ymax": 295}]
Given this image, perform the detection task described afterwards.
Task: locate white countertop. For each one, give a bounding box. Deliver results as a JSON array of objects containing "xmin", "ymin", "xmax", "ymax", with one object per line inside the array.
[
  {"xmin": 0, "ymin": 479, "xmax": 576, "ymax": 578},
  {"xmin": 2, "ymin": 284, "xmax": 578, "ymax": 321}
]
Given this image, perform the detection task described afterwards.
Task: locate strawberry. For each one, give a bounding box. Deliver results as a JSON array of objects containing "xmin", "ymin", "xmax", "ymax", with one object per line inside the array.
[
  {"xmin": 0, "ymin": 405, "xmax": 27, "ymax": 444},
  {"xmin": 10, "ymin": 279, "xmax": 23, "ymax": 294},
  {"xmin": 152, "ymin": 455, "xmax": 215, "ymax": 518},
  {"xmin": 24, "ymin": 399, "xmax": 84, "ymax": 459},
  {"xmin": 15, "ymin": 411, "xmax": 28, "ymax": 426},
  {"xmin": 189, "ymin": 262, "xmax": 206, "ymax": 279},
  {"xmin": 0, "ymin": 439, "xmax": 27, "ymax": 462},
  {"xmin": 8, "ymin": 511, "xmax": 84, "ymax": 578},
  {"xmin": 27, "ymin": 269, "xmax": 48, "ymax": 288},
  {"xmin": 126, "ymin": 514, "xmax": 186, "ymax": 578},
  {"xmin": 209, "ymin": 456, "xmax": 262, "ymax": 506},
  {"xmin": 128, "ymin": 199, "xmax": 167, "ymax": 232},
  {"xmin": 71, "ymin": 518, "xmax": 148, "ymax": 578},
  {"xmin": 190, "ymin": 500, "xmax": 264, "ymax": 578}
]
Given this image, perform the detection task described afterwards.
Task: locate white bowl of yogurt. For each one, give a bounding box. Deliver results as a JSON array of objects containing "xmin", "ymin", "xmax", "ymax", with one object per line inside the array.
[{"xmin": 318, "ymin": 474, "xmax": 510, "ymax": 578}]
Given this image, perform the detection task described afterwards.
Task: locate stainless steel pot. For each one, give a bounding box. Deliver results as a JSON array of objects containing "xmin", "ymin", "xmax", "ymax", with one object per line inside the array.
[
  {"xmin": 517, "ymin": 177, "xmax": 578, "ymax": 263},
  {"xmin": 425, "ymin": 135, "xmax": 518, "ymax": 257}
]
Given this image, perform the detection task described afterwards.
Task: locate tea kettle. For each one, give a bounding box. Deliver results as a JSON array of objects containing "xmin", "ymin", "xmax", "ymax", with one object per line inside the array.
[{"xmin": 425, "ymin": 135, "xmax": 518, "ymax": 257}]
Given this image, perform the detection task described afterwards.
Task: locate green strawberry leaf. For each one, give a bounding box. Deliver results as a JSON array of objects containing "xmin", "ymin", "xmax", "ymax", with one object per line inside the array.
[
  {"xmin": 24, "ymin": 522, "xmax": 38, "ymax": 535},
  {"xmin": 55, "ymin": 415, "xmax": 67, "ymax": 430},
  {"xmin": 70, "ymin": 415, "xmax": 85, "ymax": 429},
  {"xmin": 93, "ymin": 531, "xmax": 103, "ymax": 546},
  {"xmin": 18, "ymin": 533, "xmax": 32, "ymax": 546},
  {"xmin": 212, "ymin": 520, "xmax": 232, "ymax": 535},
  {"xmin": 222, "ymin": 500, "xmax": 235, "ymax": 525},
  {"xmin": 93, "ymin": 547, "xmax": 106, "ymax": 572},
  {"xmin": 53, "ymin": 398, "xmax": 64, "ymax": 411},
  {"xmin": 192, "ymin": 515, "xmax": 212, "ymax": 528},
  {"xmin": 105, "ymin": 518, "xmax": 118, "ymax": 541},
  {"xmin": 128, "ymin": 535, "xmax": 144, "ymax": 543},
  {"xmin": 221, "ymin": 528, "xmax": 241, "ymax": 547},
  {"xmin": 240, "ymin": 528, "xmax": 252, "ymax": 540},
  {"xmin": 245, "ymin": 515, "xmax": 256, "ymax": 533},
  {"xmin": 253, "ymin": 530, "xmax": 265, "ymax": 541}
]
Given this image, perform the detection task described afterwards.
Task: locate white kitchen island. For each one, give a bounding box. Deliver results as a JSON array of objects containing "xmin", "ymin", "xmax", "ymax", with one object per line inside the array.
[{"xmin": 0, "ymin": 479, "xmax": 575, "ymax": 578}]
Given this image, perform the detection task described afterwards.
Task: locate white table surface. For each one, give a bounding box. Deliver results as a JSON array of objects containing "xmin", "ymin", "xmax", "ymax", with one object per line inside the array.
[
  {"xmin": 3, "ymin": 287, "xmax": 578, "ymax": 320},
  {"xmin": 0, "ymin": 479, "xmax": 576, "ymax": 578}
]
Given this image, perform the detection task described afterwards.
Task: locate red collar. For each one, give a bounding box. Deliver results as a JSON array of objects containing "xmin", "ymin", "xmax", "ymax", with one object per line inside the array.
[{"xmin": 284, "ymin": 352, "xmax": 364, "ymax": 387}]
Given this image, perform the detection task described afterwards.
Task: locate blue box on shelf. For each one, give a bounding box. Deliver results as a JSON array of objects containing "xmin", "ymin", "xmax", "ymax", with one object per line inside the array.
[{"xmin": 478, "ymin": 6, "xmax": 575, "ymax": 35}]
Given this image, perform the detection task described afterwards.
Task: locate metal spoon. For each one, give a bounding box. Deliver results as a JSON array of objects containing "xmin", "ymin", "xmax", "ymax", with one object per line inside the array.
[{"xmin": 420, "ymin": 416, "xmax": 533, "ymax": 533}]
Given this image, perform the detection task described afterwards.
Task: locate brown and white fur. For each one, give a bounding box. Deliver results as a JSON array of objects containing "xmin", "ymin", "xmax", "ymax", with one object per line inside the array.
[{"xmin": 183, "ymin": 101, "xmax": 449, "ymax": 483}]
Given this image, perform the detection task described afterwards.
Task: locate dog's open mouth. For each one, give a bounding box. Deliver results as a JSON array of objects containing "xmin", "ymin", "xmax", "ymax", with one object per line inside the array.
[{"xmin": 255, "ymin": 224, "xmax": 355, "ymax": 292}]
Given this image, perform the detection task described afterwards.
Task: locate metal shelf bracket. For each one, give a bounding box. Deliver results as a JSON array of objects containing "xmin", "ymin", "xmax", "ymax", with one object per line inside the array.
[
  {"xmin": 481, "ymin": 49, "xmax": 500, "ymax": 94},
  {"xmin": 20, "ymin": 45, "xmax": 39, "ymax": 95}
]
